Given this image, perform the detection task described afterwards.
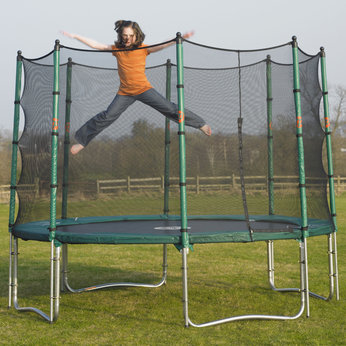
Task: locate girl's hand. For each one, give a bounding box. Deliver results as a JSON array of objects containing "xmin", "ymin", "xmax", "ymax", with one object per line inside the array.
[
  {"xmin": 59, "ymin": 31, "xmax": 111, "ymax": 50},
  {"xmin": 60, "ymin": 30, "xmax": 76, "ymax": 39},
  {"xmin": 182, "ymin": 31, "xmax": 195, "ymax": 39}
]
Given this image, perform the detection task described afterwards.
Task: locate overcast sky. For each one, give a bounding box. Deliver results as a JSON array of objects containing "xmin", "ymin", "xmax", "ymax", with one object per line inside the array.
[{"xmin": 1, "ymin": 0, "xmax": 345, "ymax": 131}]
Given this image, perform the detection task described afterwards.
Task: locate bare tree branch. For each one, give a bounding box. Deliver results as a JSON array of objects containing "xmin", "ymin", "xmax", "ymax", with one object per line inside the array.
[{"xmin": 331, "ymin": 85, "xmax": 346, "ymax": 136}]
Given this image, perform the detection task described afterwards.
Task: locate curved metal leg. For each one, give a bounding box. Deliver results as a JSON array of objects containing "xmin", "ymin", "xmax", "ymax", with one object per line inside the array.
[
  {"xmin": 182, "ymin": 241, "xmax": 307, "ymax": 328},
  {"xmin": 61, "ymin": 244, "xmax": 168, "ymax": 293},
  {"xmin": 10, "ymin": 237, "xmax": 61, "ymax": 323},
  {"xmin": 267, "ymin": 234, "xmax": 338, "ymax": 301},
  {"xmin": 334, "ymin": 233, "xmax": 339, "ymax": 300},
  {"xmin": 8, "ymin": 235, "xmax": 13, "ymax": 309},
  {"xmin": 182, "ymin": 247, "xmax": 189, "ymax": 327}
]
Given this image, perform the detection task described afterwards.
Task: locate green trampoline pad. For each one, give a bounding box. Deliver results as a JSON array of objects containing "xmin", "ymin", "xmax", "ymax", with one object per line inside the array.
[{"xmin": 12, "ymin": 215, "xmax": 334, "ymax": 245}]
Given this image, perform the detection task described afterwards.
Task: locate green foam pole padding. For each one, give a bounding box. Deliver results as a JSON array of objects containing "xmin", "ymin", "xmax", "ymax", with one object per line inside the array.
[
  {"xmin": 49, "ymin": 40, "xmax": 61, "ymax": 241},
  {"xmin": 163, "ymin": 59, "xmax": 172, "ymax": 216},
  {"xmin": 9, "ymin": 51, "xmax": 23, "ymax": 231},
  {"xmin": 320, "ymin": 48, "xmax": 337, "ymax": 231},
  {"xmin": 292, "ymin": 37, "xmax": 308, "ymax": 238},
  {"xmin": 266, "ymin": 55, "xmax": 274, "ymax": 215},
  {"xmin": 176, "ymin": 33, "xmax": 189, "ymax": 249}
]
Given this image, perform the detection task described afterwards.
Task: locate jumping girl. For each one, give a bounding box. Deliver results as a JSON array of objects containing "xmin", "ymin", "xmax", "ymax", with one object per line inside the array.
[{"xmin": 61, "ymin": 20, "xmax": 211, "ymax": 155}]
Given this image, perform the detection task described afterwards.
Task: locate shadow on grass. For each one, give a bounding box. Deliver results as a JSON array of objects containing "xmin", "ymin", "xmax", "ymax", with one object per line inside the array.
[{"xmin": 0, "ymin": 259, "xmax": 171, "ymax": 298}]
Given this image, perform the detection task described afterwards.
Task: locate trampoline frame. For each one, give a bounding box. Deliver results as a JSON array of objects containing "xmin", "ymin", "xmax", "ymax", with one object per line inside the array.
[
  {"xmin": 9, "ymin": 231, "xmax": 338, "ymax": 325},
  {"xmin": 8, "ymin": 35, "xmax": 339, "ymax": 327}
]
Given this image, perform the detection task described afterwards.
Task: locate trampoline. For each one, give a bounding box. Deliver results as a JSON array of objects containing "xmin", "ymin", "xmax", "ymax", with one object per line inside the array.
[
  {"xmin": 8, "ymin": 34, "xmax": 339, "ymax": 327},
  {"xmin": 13, "ymin": 215, "xmax": 333, "ymax": 244}
]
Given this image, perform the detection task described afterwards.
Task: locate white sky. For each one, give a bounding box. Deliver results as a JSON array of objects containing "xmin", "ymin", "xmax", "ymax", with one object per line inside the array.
[{"xmin": 0, "ymin": 0, "xmax": 345, "ymax": 130}]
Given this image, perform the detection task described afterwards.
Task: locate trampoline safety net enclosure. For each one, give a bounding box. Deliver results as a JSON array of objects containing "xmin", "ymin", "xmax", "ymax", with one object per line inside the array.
[
  {"xmin": 12, "ymin": 36, "xmax": 335, "ymax": 245},
  {"xmin": 9, "ymin": 35, "xmax": 339, "ymax": 326}
]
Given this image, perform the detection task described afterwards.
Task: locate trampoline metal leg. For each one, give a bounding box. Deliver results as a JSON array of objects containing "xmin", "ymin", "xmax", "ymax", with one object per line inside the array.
[
  {"xmin": 302, "ymin": 239, "xmax": 309, "ymax": 317},
  {"xmin": 63, "ymin": 244, "xmax": 168, "ymax": 293},
  {"xmin": 326, "ymin": 234, "xmax": 335, "ymax": 300},
  {"xmin": 50, "ymin": 241, "xmax": 61, "ymax": 322},
  {"xmin": 185, "ymin": 241, "xmax": 305, "ymax": 328},
  {"xmin": 11, "ymin": 238, "xmax": 61, "ymax": 323},
  {"xmin": 333, "ymin": 233, "xmax": 339, "ymax": 300},
  {"xmin": 181, "ymin": 247, "xmax": 189, "ymax": 327},
  {"xmin": 267, "ymin": 240, "xmax": 302, "ymax": 294},
  {"xmin": 163, "ymin": 244, "xmax": 168, "ymax": 284},
  {"xmin": 267, "ymin": 240, "xmax": 275, "ymax": 290},
  {"xmin": 8, "ymin": 234, "xmax": 14, "ymax": 309},
  {"xmin": 267, "ymin": 234, "xmax": 337, "ymax": 302},
  {"xmin": 61, "ymin": 243, "xmax": 68, "ymax": 292}
]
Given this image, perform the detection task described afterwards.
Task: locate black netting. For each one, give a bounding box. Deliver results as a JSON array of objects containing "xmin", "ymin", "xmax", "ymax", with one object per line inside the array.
[{"xmin": 15, "ymin": 39, "xmax": 333, "ymax": 231}]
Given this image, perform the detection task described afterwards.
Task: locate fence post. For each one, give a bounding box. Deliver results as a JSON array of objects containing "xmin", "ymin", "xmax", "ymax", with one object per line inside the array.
[
  {"xmin": 232, "ymin": 173, "xmax": 236, "ymax": 190},
  {"xmin": 127, "ymin": 176, "xmax": 131, "ymax": 193},
  {"xmin": 195, "ymin": 175, "xmax": 199, "ymax": 194}
]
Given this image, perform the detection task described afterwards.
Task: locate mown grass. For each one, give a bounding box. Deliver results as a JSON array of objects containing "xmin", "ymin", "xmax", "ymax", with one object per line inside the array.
[{"xmin": 0, "ymin": 196, "xmax": 345, "ymax": 345}]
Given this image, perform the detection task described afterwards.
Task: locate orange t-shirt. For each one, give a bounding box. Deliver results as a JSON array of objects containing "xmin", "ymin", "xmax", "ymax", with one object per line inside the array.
[{"xmin": 112, "ymin": 44, "xmax": 153, "ymax": 96}]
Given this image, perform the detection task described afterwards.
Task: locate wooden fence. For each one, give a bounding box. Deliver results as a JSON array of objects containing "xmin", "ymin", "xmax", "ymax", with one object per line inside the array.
[
  {"xmin": 2, "ymin": 175, "xmax": 346, "ymax": 202},
  {"xmin": 0, "ymin": 182, "xmax": 39, "ymax": 203},
  {"xmin": 95, "ymin": 175, "xmax": 346, "ymax": 196}
]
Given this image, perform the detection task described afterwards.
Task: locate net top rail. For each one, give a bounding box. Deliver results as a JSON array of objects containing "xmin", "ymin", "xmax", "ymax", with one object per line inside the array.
[{"xmin": 20, "ymin": 36, "xmax": 318, "ymax": 69}]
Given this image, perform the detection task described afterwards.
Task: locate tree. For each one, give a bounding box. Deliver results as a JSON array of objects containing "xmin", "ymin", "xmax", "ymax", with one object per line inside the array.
[
  {"xmin": 0, "ymin": 130, "xmax": 12, "ymax": 184},
  {"xmin": 327, "ymin": 85, "xmax": 346, "ymax": 175},
  {"xmin": 330, "ymin": 85, "xmax": 346, "ymax": 136}
]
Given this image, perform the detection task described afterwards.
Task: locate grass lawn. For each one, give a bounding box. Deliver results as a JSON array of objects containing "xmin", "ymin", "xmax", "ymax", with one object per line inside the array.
[{"xmin": 0, "ymin": 196, "xmax": 345, "ymax": 345}]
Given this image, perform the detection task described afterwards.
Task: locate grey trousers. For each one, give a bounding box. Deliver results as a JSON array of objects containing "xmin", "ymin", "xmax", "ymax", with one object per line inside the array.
[{"xmin": 75, "ymin": 88, "xmax": 206, "ymax": 147}]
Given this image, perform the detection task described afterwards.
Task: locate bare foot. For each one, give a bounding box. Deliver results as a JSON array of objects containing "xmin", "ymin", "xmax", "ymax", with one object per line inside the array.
[
  {"xmin": 70, "ymin": 144, "xmax": 84, "ymax": 155},
  {"xmin": 200, "ymin": 124, "xmax": 212, "ymax": 136}
]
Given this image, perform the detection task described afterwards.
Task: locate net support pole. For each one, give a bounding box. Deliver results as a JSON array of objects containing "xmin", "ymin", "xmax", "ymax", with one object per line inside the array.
[
  {"xmin": 237, "ymin": 52, "xmax": 253, "ymax": 241},
  {"xmin": 176, "ymin": 32, "xmax": 190, "ymax": 327},
  {"xmin": 266, "ymin": 55, "xmax": 274, "ymax": 215},
  {"xmin": 161, "ymin": 58, "xmax": 172, "ymax": 285},
  {"xmin": 10, "ymin": 43, "xmax": 61, "ymax": 323},
  {"xmin": 266, "ymin": 55, "xmax": 275, "ymax": 291},
  {"xmin": 8, "ymin": 50, "xmax": 23, "ymax": 308},
  {"xmin": 291, "ymin": 36, "xmax": 309, "ymax": 317},
  {"xmin": 50, "ymin": 39, "xmax": 61, "ymax": 241},
  {"xmin": 320, "ymin": 47, "xmax": 339, "ymax": 300},
  {"xmin": 61, "ymin": 58, "xmax": 73, "ymax": 220},
  {"xmin": 49, "ymin": 39, "xmax": 61, "ymax": 322},
  {"xmin": 163, "ymin": 59, "xmax": 172, "ymax": 216},
  {"xmin": 267, "ymin": 49, "xmax": 339, "ymax": 302},
  {"xmin": 60, "ymin": 58, "xmax": 72, "ymax": 292},
  {"xmin": 175, "ymin": 33, "xmax": 189, "ymax": 249}
]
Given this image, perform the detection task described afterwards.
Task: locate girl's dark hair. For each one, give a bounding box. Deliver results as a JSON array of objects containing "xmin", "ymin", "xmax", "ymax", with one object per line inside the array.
[{"xmin": 114, "ymin": 20, "xmax": 145, "ymax": 48}]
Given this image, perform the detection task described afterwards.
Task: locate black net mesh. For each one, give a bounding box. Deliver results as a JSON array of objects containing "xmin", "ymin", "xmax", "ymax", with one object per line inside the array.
[{"xmin": 15, "ymin": 38, "xmax": 333, "ymax": 231}]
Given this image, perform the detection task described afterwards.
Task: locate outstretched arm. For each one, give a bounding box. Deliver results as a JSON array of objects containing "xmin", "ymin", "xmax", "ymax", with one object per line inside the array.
[
  {"xmin": 147, "ymin": 31, "xmax": 194, "ymax": 53},
  {"xmin": 60, "ymin": 31, "xmax": 112, "ymax": 50}
]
